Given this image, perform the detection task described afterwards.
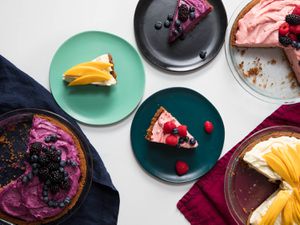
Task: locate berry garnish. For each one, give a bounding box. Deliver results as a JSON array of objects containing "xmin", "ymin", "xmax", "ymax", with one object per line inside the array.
[
  {"xmin": 290, "ymin": 25, "xmax": 300, "ymax": 35},
  {"xmin": 189, "ymin": 12, "xmax": 195, "ymax": 20},
  {"xmin": 175, "ymin": 161, "xmax": 189, "ymax": 176},
  {"xmin": 279, "ymin": 36, "xmax": 292, "ymax": 47},
  {"xmin": 173, "ymin": 29, "xmax": 179, "ymax": 36},
  {"xmin": 178, "ymin": 125, "xmax": 187, "ymax": 137},
  {"xmin": 154, "ymin": 21, "xmax": 162, "ymax": 30},
  {"xmin": 166, "ymin": 135, "xmax": 179, "ymax": 146},
  {"xmin": 189, "ymin": 6, "xmax": 195, "ymax": 12},
  {"xmin": 30, "ymin": 142, "xmax": 43, "ymax": 155},
  {"xmin": 178, "ymin": 4, "xmax": 189, "ymax": 22},
  {"xmin": 189, "ymin": 138, "xmax": 197, "ymax": 146},
  {"xmin": 172, "ymin": 127, "xmax": 179, "ymax": 135},
  {"xmin": 288, "ymin": 33, "xmax": 298, "ymax": 41},
  {"xmin": 204, "ymin": 121, "xmax": 214, "ymax": 134},
  {"xmin": 163, "ymin": 121, "xmax": 176, "ymax": 134},
  {"xmin": 175, "ymin": 19, "xmax": 181, "ymax": 27},
  {"xmin": 164, "ymin": 20, "xmax": 171, "ymax": 28},
  {"xmin": 279, "ymin": 22, "xmax": 290, "ymax": 36},
  {"xmin": 177, "ymin": 26, "xmax": 183, "ymax": 34},
  {"xmin": 199, "ymin": 51, "xmax": 207, "ymax": 59},
  {"xmin": 167, "ymin": 14, "xmax": 173, "ymax": 21},
  {"xmin": 179, "ymin": 137, "xmax": 185, "ymax": 144},
  {"xmin": 292, "ymin": 41, "xmax": 300, "ymax": 50},
  {"xmin": 286, "ymin": 14, "xmax": 300, "ymax": 25},
  {"xmin": 293, "ymin": 6, "xmax": 300, "ymax": 16}
]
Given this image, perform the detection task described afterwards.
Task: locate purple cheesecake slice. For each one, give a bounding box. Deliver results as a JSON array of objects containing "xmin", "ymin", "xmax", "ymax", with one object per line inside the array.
[{"xmin": 168, "ymin": 0, "xmax": 213, "ymax": 43}]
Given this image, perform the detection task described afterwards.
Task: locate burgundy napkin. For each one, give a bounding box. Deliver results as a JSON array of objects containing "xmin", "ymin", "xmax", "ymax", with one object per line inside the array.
[{"xmin": 177, "ymin": 103, "xmax": 300, "ymax": 225}]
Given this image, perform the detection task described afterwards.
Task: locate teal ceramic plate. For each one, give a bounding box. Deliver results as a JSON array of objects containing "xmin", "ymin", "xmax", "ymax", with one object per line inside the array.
[
  {"xmin": 130, "ymin": 87, "xmax": 225, "ymax": 183},
  {"xmin": 49, "ymin": 31, "xmax": 145, "ymax": 125}
]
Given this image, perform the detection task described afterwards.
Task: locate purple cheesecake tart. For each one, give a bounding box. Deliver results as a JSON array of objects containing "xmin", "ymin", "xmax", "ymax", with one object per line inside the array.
[{"xmin": 168, "ymin": 0, "xmax": 213, "ymax": 43}]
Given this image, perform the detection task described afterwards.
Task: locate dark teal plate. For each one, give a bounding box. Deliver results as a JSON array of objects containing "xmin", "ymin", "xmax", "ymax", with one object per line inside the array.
[{"xmin": 130, "ymin": 87, "xmax": 225, "ymax": 183}]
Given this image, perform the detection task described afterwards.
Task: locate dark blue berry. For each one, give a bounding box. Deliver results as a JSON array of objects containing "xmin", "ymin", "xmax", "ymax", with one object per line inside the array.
[
  {"xmin": 172, "ymin": 128, "xmax": 179, "ymax": 135},
  {"xmin": 175, "ymin": 19, "xmax": 181, "ymax": 27},
  {"xmin": 189, "ymin": 138, "xmax": 196, "ymax": 146},
  {"xmin": 71, "ymin": 161, "xmax": 78, "ymax": 167},
  {"xmin": 50, "ymin": 134, "xmax": 58, "ymax": 143},
  {"xmin": 60, "ymin": 160, "xmax": 66, "ymax": 167},
  {"xmin": 56, "ymin": 149, "xmax": 62, "ymax": 156},
  {"xmin": 286, "ymin": 14, "xmax": 300, "ymax": 25},
  {"xmin": 32, "ymin": 163, "xmax": 39, "ymax": 169},
  {"xmin": 33, "ymin": 169, "xmax": 39, "ymax": 175},
  {"xmin": 42, "ymin": 191, "xmax": 48, "ymax": 197},
  {"xmin": 177, "ymin": 26, "xmax": 183, "ymax": 33},
  {"xmin": 64, "ymin": 176, "xmax": 69, "ymax": 181},
  {"xmin": 64, "ymin": 197, "xmax": 71, "ymax": 204},
  {"xmin": 179, "ymin": 137, "xmax": 185, "ymax": 144},
  {"xmin": 154, "ymin": 21, "xmax": 162, "ymax": 30},
  {"xmin": 27, "ymin": 172, "xmax": 33, "ymax": 180},
  {"xmin": 31, "ymin": 155, "xmax": 38, "ymax": 163},
  {"xmin": 199, "ymin": 51, "xmax": 207, "ymax": 59},
  {"xmin": 189, "ymin": 6, "xmax": 195, "ymax": 12},
  {"xmin": 22, "ymin": 176, "xmax": 29, "ymax": 183},
  {"xmin": 53, "ymin": 156, "xmax": 61, "ymax": 162},
  {"xmin": 50, "ymin": 145, "xmax": 56, "ymax": 151},
  {"xmin": 48, "ymin": 201, "xmax": 54, "ymax": 207},
  {"xmin": 167, "ymin": 14, "xmax": 173, "ymax": 21},
  {"xmin": 59, "ymin": 202, "xmax": 65, "ymax": 208},
  {"xmin": 43, "ymin": 197, "xmax": 49, "ymax": 203},
  {"xmin": 53, "ymin": 202, "xmax": 58, "ymax": 208},
  {"xmin": 164, "ymin": 20, "xmax": 171, "ymax": 28},
  {"xmin": 64, "ymin": 171, "xmax": 68, "ymax": 177},
  {"xmin": 172, "ymin": 29, "xmax": 179, "ymax": 36},
  {"xmin": 279, "ymin": 36, "xmax": 292, "ymax": 47},
  {"xmin": 44, "ymin": 136, "xmax": 51, "ymax": 143},
  {"xmin": 59, "ymin": 167, "xmax": 64, "ymax": 173},
  {"xmin": 185, "ymin": 136, "xmax": 189, "ymax": 142},
  {"xmin": 190, "ymin": 12, "xmax": 195, "ymax": 20}
]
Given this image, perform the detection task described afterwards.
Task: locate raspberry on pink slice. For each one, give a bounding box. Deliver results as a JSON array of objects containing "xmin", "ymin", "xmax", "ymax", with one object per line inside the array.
[
  {"xmin": 279, "ymin": 22, "xmax": 290, "ymax": 36},
  {"xmin": 163, "ymin": 121, "xmax": 176, "ymax": 134},
  {"xmin": 293, "ymin": 6, "xmax": 300, "ymax": 16},
  {"xmin": 166, "ymin": 135, "xmax": 178, "ymax": 146},
  {"xmin": 175, "ymin": 160, "xmax": 189, "ymax": 176},
  {"xmin": 178, "ymin": 125, "xmax": 187, "ymax": 137},
  {"xmin": 290, "ymin": 25, "xmax": 300, "ymax": 35}
]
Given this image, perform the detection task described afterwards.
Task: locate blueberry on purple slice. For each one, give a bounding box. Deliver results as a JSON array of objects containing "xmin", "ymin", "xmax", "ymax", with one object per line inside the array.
[{"xmin": 189, "ymin": 6, "xmax": 195, "ymax": 12}]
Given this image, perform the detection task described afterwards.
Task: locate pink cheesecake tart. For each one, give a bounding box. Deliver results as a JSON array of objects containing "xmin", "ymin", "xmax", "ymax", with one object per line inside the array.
[{"xmin": 145, "ymin": 107, "xmax": 198, "ymax": 149}]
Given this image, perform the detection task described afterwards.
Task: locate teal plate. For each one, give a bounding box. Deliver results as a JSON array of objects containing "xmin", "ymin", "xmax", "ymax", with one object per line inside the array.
[
  {"xmin": 49, "ymin": 31, "xmax": 145, "ymax": 125},
  {"xmin": 130, "ymin": 87, "xmax": 225, "ymax": 183}
]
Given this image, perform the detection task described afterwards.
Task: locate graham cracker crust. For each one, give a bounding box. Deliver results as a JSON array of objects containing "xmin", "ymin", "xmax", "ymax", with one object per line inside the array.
[
  {"xmin": 108, "ymin": 54, "xmax": 117, "ymax": 80},
  {"xmin": 145, "ymin": 106, "xmax": 165, "ymax": 141},
  {"xmin": 0, "ymin": 114, "xmax": 88, "ymax": 225}
]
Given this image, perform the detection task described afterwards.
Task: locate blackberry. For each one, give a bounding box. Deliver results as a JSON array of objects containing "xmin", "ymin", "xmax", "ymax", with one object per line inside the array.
[
  {"xmin": 49, "ymin": 170, "xmax": 64, "ymax": 183},
  {"xmin": 39, "ymin": 155, "xmax": 50, "ymax": 166},
  {"xmin": 49, "ymin": 184, "xmax": 60, "ymax": 194},
  {"xmin": 178, "ymin": 4, "xmax": 189, "ymax": 22},
  {"xmin": 279, "ymin": 36, "xmax": 292, "ymax": 47},
  {"xmin": 48, "ymin": 162, "xmax": 60, "ymax": 171},
  {"xmin": 286, "ymin": 14, "xmax": 300, "ymax": 25},
  {"xmin": 30, "ymin": 142, "xmax": 42, "ymax": 155},
  {"xmin": 38, "ymin": 167, "xmax": 49, "ymax": 181},
  {"xmin": 60, "ymin": 179, "xmax": 70, "ymax": 190}
]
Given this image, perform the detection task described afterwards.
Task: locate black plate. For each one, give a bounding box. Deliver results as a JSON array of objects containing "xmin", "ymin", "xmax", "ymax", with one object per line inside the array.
[
  {"xmin": 134, "ymin": 0, "xmax": 227, "ymax": 72},
  {"xmin": 0, "ymin": 109, "xmax": 93, "ymax": 225}
]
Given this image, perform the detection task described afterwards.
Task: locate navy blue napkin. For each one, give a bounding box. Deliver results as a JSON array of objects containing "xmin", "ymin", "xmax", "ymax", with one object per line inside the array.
[{"xmin": 0, "ymin": 55, "xmax": 120, "ymax": 225}]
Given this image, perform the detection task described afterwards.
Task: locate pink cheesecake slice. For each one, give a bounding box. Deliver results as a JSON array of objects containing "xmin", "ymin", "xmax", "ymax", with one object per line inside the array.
[
  {"xmin": 168, "ymin": 0, "xmax": 213, "ymax": 43},
  {"xmin": 145, "ymin": 107, "xmax": 198, "ymax": 149},
  {"xmin": 232, "ymin": 0, "xmax": 300, "ymax": 82}
]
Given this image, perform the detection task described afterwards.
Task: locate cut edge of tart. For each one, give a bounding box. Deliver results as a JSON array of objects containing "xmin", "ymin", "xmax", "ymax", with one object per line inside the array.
[{"xmin": 0, "ymin": 114, "xmax": 88, "ymax": 225}]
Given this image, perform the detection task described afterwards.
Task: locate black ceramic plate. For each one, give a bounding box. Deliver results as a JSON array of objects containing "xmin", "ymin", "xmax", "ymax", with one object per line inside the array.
[
  {"xmin": 130, "ymin": 87, "xmax": 225, "ymax": 183},
  {"xmin": 134, "ymin": 0, "xmax": 227, "ymax": 72},
  {"xmin": 0, "ymin": 109, "xmax": 93, "ymax": 225}
]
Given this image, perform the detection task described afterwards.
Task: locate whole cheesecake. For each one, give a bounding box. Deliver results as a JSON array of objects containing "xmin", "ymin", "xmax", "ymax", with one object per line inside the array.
[
  {"xmin": 230, "ymin": 0, "xmax": 300, "ymax": 83},
  {"xmin": 0, "ymin": 114, "xmax": 87, "ymax": 224}
]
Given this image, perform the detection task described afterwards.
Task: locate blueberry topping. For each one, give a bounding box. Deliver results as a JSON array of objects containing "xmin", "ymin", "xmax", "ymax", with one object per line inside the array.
[
  {"xmin": 22, "ymin": 176, "xmax": 28, "ymax": 183},
  {"xmin": 189, "ymin": 12, "xmax": 195, "ymax": 20},
  {"xmin": 189, "ymin": 6, "xmax": 195, "ymax": 12},
  {"xmin": 50, "ymin": 145, "xmax": 56, "ymax": 151},
  {"xmin": 64, "ymin": 176, "xmax": 69, "ymax": 181},
  {"xmin": 43, "ymin": 197, "xmax": 49, "ymax": 203},
  {"xmin": 179, "ymin": 137, "xmax": 185, "ymax": 144},
  {"xmin": 59, "ymin": 202, "xmax": 65, "ymax": 208},
  {"xmin": 30, "ymin": 155, "xmax": 38, "ymax": 163},
  {"xmin": 53, "ymin": 201, "xmax": 58, "ymax": 208},
  {"xmin": 48, "ymin": 201, "xmax": 54, "ymax": 207},
  {"xmin": 71, "ymin": 161, "xmax": 78, "ymax": 167},
  {"xmin": 64, "ymin": 197, "xmax": 71, "ymax": 204},
  {"xmin": 64, "ymin": 171, "xmax": 69, "ymax": 177},
  {"xmin": 42, "ymin": 191, "xmax": 48, "ymax": 197},
  {"xmin": 32, "ymin": 169, "xmax": 39, "ymax": 175},
  {"xmin": 189, "ymin": 138, "xmax": 197, "ymax": 146},
  {"xmin": 60, "ymin": 160, "xmax": 66, "ymax": 167},
  {"xmin": 172, "ymin": 128, "xmax": 179, "ymax": 135},
  {"xmin": 199, "ymin": 51, "xmax": 207, "ymax": 59},
  {"xmin": 167, "ymin": 14, "xmax": 173, "ymax": 21},
  {"xmin": 27, "ymin": 172, "xmax": 33, "ymax": 180},
  {"xmin": 44, "ymin": 136, "xmax": 51, "ymax": 143},
  {"xmin": 32, "ymin": 163, "xmax": 39, "ymax": 169},
  {"xmin": 164, "ymin": 20, "xmax": 171, "ymax": 28},
  {"xmin": 154, "ymin": 21, "xmax": 162, "ymax": 30},
  {"xmin": 175, "ymin": 19, "xmax": 181, "ymax": 27},
  {"xmin": 59, "ymin": 167, "xmax": 65, "ymax": 173},
  {"xmin": 53, "ymin": 156, "xmax": 61, "ymax": 162},
  {"xmin": 50, "ymin": 134, "xmax": 58, "ymax": 143}
]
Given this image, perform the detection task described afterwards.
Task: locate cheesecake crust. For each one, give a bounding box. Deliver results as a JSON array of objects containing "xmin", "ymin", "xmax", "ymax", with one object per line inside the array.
[{"xmin": 145, "ymin": 106, "xmax": 166, "ymax": 141}]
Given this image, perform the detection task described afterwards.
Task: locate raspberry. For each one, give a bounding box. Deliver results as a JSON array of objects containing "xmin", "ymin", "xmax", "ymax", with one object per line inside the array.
[
  {"xmin": 178, "ymin": 4, "xmax": 189, "ymax": 22},
  {"xmin": 178, "ymin": 125, "xmax": 187, "ymax": 137},
  {"xmin": 290, "ymin": 25, "xmax": 300, "ymax": 35},
  {"xmin": 286, "ymin": 14, "xmax": 300, "ymax": 25},
  {"xmin": 293, "ymin": 6, "xmax": 300, "ymax": 16},
  {"xmin": 163, "ymin": 121, "xmax": 176, "ymax": 134},
  {"xmin": 175, "ymin": 161, "xmax": 189, "ymax": 176},
  {"xmin": 288, "ymin": 33, "xmax": 298, "ymax": 41},
  {"xmin": 204, "ymin": 121, "xmax": 214, "ymax": 134},
  {"xmin": 279, "ymin": 22, "xmax": 290, "ymax": 36},
  {"xmin": 166, "ymin": 135, "xmax": 178, "ymax": 146}
]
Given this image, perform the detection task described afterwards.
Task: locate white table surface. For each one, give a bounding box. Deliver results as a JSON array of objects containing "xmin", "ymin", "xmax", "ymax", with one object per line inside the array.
[{"xmin": 0, "ymin": 0, "xmax": 278, "ymax": 224}]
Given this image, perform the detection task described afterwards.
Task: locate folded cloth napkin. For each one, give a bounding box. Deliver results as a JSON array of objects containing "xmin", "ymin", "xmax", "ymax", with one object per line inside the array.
[
  {"xmin": 0, "ymin": 55, "xmax": 120, "ymax": 225},
  {"xmin": 177, "ymin": 103, "xmax": 300, "ymax": 225}
]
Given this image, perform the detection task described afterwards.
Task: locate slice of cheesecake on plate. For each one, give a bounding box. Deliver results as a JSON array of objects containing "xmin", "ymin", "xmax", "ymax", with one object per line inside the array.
[
  {"xmin": 63, "ymin": 53, "xmax": 117, "ymax": 86},
  {"xmin": 145, "ymin": 106, "xmax": 198, "ymax": 149},
  {"xmin": 168, "ymin": 0, "xmax": 213, "ymax": 43}
]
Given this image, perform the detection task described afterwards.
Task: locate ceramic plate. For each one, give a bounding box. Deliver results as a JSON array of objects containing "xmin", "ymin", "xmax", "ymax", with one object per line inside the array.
[
  {"xmin": 49, "ymin": 31, "xmax": 145, "ymax": 125},
  {"xmin": 225, "ymin": 0, "xmax": 300, "ymax": 104},
  {"xmin": 130, "ymin": 87, "xmax": 225, "ymax": 183},
  {"xmin": 134, "ymin": 0, "xmax": 227, "ymax": 72}
]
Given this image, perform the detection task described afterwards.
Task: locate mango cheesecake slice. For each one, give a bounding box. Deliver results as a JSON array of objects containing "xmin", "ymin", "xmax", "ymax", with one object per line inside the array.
[{"xmin": 63, "ymin": 54, "xmax": 117, "ymax": 86}]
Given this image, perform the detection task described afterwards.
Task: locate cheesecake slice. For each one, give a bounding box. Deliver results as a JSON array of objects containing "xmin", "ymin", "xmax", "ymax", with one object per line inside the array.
[
  {"xmin": 63, "ymin": 54, "xmax": 117, "ymax": 86},
  {"xmin": 168, "ymin": 0, "xmax": 213, "ymax": 43},
  {"xmin": 145, "ymin": 107, "xmax": 198, "ymax": 149}
]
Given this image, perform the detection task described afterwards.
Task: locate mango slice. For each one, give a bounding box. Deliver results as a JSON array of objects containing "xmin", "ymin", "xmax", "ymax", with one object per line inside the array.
[
  {"xmin": 258, "ymin": 190, "xmax": 291, "ymax": 225},
  {"xmin": 68, "ymin": 74, "xmax": 112, "ymax": 86},
  {"xmin": 64, "ymin": 66, "xmax": 110, "ymax": 77},
  {"xmin": 72, "ymin": 61, "xmax": 113, "ymax": 71}
]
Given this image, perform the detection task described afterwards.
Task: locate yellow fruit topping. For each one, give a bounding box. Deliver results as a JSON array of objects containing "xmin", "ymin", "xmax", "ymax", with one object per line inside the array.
[
  {"xmin": 258, "ymin": 190, "xmax": 291, "ymax": 225},
  {"xmin": 68, "ymin": 74, "xmax": 111, "ymax": 86},
  {"xmin": 262, "ymin": 144, "xmax": 300, "ymax": 224},
  {"xmin": 64, "ymin": 66, "xmax": 112, "ymax": 77},
  {"xmin": 73, "ymin": 61, "xmax": 113, "ymax": 71}
]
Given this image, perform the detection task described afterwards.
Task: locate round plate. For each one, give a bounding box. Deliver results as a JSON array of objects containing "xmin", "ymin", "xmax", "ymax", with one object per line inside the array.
[
  {"xmin": 0, "ymin": 108, "xmax": 93, "ymax": 225},
  {"xmin": 224, "ymin": 126, "xmax": 300, "ymax": 225},
  {"xmin": 130, "ymin": 87, "xmax": 225, "ymax": 183},
  {"xmin": 225, "ymin": 0, "xmax": 300, "ymax": 104},
  {"xmin": 134, "ymin": 0, "xmax": 227, "ymax": 72},
  {"xmin": 49, "ymin": 31, "xmax": 145, "ymax": 125}
]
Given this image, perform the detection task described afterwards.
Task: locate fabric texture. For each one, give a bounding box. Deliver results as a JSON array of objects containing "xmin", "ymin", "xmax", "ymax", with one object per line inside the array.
[
  {"xmin": 0, "ymin": 55, "xmax": 120, "ymax": 225},
  {"xmin": 177, "ymin": 103, "xmax": 300, "ymax": 225}
]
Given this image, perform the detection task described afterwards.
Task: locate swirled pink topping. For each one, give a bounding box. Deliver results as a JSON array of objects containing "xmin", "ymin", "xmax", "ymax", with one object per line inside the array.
[
  {"xmin": 0, "ymin": 116, "xmax": 81, "ymax": 222},
  {"xmin": 151, "ymin": 110, "xmax": 198, "ymax": 148}
]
